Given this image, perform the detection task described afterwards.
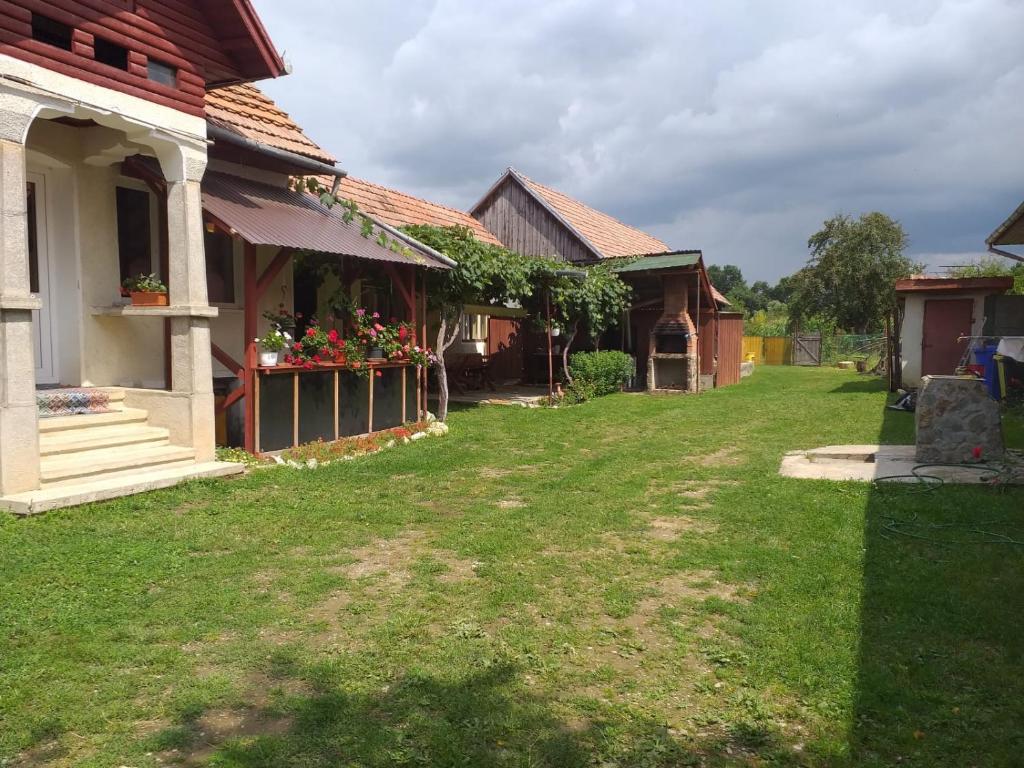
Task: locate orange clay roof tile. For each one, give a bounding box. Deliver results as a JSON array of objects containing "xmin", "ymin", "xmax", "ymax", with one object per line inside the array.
[
  {"xmin": 205, "ymin": 84, "xmax": 336, "ymax": 166},
  {"xmin": 336, "ymin": 176, "xmax": 503, "ymax": 246},
  {"xmin": 513, "ymin": 171, "xmax": 670, "ymax": 259}
]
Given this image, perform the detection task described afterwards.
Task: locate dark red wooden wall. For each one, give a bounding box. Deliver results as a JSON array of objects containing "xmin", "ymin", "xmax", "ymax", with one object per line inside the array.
[{"xmin": 0, "ymin": 1, "xmax": 273, "ymax": 116}]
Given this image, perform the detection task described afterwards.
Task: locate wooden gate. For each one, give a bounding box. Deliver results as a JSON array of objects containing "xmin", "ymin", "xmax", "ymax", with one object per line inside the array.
[{"xmin": 793, "ymin": 332, "xmax": 822, "ymax": 366}]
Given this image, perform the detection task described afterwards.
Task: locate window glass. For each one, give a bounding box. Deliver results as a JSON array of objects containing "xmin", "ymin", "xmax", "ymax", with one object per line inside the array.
[
  {"xmin": 204, "ymin": 230, "xmax": 235, "ymax": 304},
  {"xmin": 31, "ymin": 14, "xmax": 72, "ymax": 50},
  {"xmin": 147, "ymin": 59, "xmax": 177, "ymax": 87},
  {"xmin": 27, "ymin": 183, "xmax": 39, "ymax": 294},
  {"xmin": 462, "ymin": 314, "xmax": 490, "ymax": 341},
  {"xmin": 94, "ymin": 38, "xmax": 129, "ymax": 71},
  {"xmin": 116, "ymin": 186, "xmax": 153, "ymax": 283}
]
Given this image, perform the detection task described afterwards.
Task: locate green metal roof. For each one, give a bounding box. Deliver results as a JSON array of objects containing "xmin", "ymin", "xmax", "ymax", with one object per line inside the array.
[{"xmin": 611, "ymin": 252, "xmax": 701, "ymax": 274}]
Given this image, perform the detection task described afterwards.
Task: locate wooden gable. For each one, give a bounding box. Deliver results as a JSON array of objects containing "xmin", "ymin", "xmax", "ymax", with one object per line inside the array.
[
  {"xmin": 472, "ymin": 173, "xmax": 598, "ymax": 264},
  {"xmin": 0, "ymin": 1, "xmax": 285, "ymax": 117}
]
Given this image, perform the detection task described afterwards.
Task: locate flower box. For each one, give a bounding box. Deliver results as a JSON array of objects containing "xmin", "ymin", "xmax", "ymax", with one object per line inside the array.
[{"xmin": 130, "ymin": 291, "xmax": 169, "ymax": 307}]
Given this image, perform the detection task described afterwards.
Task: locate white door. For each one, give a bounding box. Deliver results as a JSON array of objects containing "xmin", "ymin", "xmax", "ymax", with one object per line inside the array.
[{"xmin": 27, "ymin": 172, "xmax": 58, "ymax": 385}]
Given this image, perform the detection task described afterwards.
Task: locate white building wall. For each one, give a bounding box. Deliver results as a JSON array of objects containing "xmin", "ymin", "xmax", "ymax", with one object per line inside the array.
[{"xmin": 900, "ymin": 291, "xmax": 990, "ymax": 387}]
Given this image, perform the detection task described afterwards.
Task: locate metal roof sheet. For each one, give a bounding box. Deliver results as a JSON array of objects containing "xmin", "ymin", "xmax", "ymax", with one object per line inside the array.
[
  {"xmin": 201, "ymin": 172, "xmax": 449, "ymax": 269},
  {"xmin": 611, "ymin": 252, "xmax": 702, "ymax": 273},
  {"xmin": 988, "ymin": 199, "xmax": 1024, "ymax": 246}
]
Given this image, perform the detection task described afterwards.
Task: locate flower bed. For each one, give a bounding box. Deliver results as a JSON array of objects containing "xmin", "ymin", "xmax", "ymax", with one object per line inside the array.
[{"xmin": 277, "ymin": 418, "xmax": 449, "ymax": 468}]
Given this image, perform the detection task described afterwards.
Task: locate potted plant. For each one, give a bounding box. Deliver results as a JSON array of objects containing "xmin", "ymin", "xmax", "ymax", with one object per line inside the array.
[
  {"xmin": 257, "ymin": 329, "xmax": 287, "ymax": 367},
  {"xmin": 122, "ymin": 273, "xmax": 169, "ymax": 306}
]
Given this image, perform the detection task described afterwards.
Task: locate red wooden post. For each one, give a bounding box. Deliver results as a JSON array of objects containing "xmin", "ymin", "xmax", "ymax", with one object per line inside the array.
[
  {"xmin": 421, "ymin": 271, "xmax": 428, "ymax": 419},
  {"xmin": 243, "ymin": 241, "xmax": 258, "ymax": 452}
]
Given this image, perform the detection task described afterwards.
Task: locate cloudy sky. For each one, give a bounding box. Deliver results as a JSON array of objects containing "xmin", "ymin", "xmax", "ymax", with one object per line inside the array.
[{"xmin": 251, "ymin": 0, "xmax": 1024, "ymax": 282}]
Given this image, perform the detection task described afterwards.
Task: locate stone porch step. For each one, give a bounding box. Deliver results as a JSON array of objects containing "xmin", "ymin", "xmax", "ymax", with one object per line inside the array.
[
  {"xmin": 39, "ymin": 408, "xmax": 149, "ymax": 433},
  {"xmin": 41, "ymin": 443, "xmax": 197, "ymax": 487},
  {"xmin": 39, "ymin": 424, "xmax": 171, "ymax": 457},
  {"xmin": 0, "ymin": 461, "xmax": 245, "ymax": 516}
]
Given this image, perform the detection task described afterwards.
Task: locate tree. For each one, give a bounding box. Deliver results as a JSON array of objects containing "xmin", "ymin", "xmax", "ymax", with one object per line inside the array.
[
  {"xmin": 523, "ymin": 263, "xmax": 632, "ymax": 386},
  {"xmin": 707, "ymin": 264, "xmax": 746, "ymax": 296},
  {"xmin": 789, "ymin": 212, "xmax": 919, "ymax": 333},
  {"xmin": 401, "ymin": 225, "xmax": 534, "ymax": 421}
]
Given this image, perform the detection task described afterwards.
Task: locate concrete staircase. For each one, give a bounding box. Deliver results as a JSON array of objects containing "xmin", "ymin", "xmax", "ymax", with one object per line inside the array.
[{"xmin": 1, "ymin": 388, "xmax": 243, "ymax": 515}]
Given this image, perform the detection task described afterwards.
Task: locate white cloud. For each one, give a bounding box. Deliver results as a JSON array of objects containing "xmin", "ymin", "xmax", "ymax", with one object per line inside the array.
[{"xmin": 252, "ymin": 0, "xmax": 1024, "ymax": 281}]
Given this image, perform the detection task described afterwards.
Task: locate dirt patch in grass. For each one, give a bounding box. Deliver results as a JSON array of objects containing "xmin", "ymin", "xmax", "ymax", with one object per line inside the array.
[
  {"xmin": 479, "ymin": 467, "xmax": 514, "ymax": 479},
  {"xmin": 157, "ymin": 708, "xmax": 293, "ymax": 767},
  {"xmin": 647, "ymin": 516, "xmax": 719, "ymax": 541},
  {"xmin": 497, "ymin": 497, "xmax": 526, "ymax": 509},
  {"xmin": 329, "ymin": 530, "xmax": 478, "ymax": 590},
  {"xmin": 695, "ymin": 447, "xmax": 744, "ymax": 467},
  {"xmin": 649, "ymin": 570, "xmax": 747, "ymax": 604},
  {"xmin": 333, "ymin": 530, "xmax": 427, "ymax": 584}
]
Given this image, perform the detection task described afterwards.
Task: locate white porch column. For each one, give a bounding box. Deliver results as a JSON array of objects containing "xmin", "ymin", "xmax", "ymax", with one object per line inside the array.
[
  {"xmin": 0, "ymin": 97, "xmax": 41, "ymax": 494},
  {"xmin": 158, "ymin": 143, "xmax": 216, "ymax": 462}
]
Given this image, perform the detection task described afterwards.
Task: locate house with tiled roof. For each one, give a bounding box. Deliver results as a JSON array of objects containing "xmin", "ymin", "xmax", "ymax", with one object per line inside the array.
[
  {"xmin": 0, "ymin": 0, "xmax": 290, "ymax": 512},
  {"xmin": 0, "ymin": 3, "xmax": 447, "ymax": 513},
  {"xmin": 470, "ymin": 168, "xmax": 741, "ymax": 391}
]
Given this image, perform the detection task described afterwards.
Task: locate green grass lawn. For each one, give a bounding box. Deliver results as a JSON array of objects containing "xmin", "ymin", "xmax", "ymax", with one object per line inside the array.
[{"xmin": 3, "ymin": 367, "xmax": 1023, "ymax": 767}]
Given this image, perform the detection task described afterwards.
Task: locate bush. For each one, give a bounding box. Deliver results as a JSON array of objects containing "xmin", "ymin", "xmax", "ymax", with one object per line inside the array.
[{"xmin": 565, "ymin": 351, "xmax": 634, "ymax": 402}]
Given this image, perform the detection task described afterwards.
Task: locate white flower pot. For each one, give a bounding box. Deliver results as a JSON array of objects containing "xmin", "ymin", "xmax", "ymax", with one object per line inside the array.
[{"xmin": 259, "ymin": 351, "xmax": 279, "ymax": 367}]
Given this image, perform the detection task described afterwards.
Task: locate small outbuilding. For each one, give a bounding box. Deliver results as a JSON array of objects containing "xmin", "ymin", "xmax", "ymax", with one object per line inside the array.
[{"xmin": 895, "ymin": 276, "xmax": 1014, "ymax": 388}]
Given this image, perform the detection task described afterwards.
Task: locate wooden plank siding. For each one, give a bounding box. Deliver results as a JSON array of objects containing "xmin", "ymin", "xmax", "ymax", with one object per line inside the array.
[
  {"xmin": 716, "ymin": 312, "xmax": 744, "ymax": 386},
  {"xmin": 0, "ymin": 0, "xmax": 273, "ymax": 116},
  {"xmin": 472, "ymin": 176, "xmax": 596, "ymax": 264}
]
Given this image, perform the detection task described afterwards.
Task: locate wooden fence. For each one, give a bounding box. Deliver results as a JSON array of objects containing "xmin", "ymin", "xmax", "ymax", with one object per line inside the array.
[
  {"xmin": 743, "ymin": 336, "xmax": 794, "ymax": 365},
  {"xmin": 742, "ymin": 336, "xmax": 801, "ymax": 365}
]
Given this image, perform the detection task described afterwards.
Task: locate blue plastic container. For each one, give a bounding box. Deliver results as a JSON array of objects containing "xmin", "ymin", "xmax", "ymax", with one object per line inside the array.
[{"xmin": 972, "ymin": 344, "xmax": 1000, "ymax": 399}]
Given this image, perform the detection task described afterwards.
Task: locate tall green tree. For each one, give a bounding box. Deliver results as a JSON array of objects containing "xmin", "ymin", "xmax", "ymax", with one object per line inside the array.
[{"xmin": 789, "ymin": 212, "xmax": 919, "ymax": 333}]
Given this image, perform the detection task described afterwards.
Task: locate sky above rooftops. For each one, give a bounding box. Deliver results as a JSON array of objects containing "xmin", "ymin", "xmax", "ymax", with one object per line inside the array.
[{"xmin": 252, "ymin": 0, "xmax": 1024, "ymax": 281}]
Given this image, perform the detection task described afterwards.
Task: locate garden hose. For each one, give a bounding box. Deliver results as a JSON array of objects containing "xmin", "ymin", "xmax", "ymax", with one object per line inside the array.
[{"xmin": 873, "ymin": 461, "xmax": 1024, "ymax": 546}]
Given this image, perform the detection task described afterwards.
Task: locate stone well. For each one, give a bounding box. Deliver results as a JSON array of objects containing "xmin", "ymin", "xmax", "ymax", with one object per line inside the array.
[{"xmin": 915, "ymin": 376, "xmax": 1003, "ymax": 464}]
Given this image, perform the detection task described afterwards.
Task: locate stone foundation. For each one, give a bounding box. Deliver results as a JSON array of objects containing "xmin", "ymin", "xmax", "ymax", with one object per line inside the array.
[{"xmin": 915, "ymin": 376, "xmax": 1003, "ymax": 464}]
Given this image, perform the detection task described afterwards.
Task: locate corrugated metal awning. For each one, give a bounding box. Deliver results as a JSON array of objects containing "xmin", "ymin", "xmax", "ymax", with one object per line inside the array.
[
  {"xmin": 611, "ymin": 252, "xmax": 701, "ymax": 274},
  {"xmin": 201, "ymin": 172, "xmax": 450, "ymax": 269}
]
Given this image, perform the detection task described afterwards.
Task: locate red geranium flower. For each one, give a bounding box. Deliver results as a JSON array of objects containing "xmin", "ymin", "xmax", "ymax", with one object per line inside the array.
[{"xmin": 375, "ymin": 370, "xmax": 383, "ymax": 378}]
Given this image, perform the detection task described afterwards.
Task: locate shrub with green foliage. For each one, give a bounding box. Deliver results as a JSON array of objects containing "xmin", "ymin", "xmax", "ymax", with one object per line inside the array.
[{"xmin": 565, "ymin": 351, "xmax": 634, "ymax": 402}]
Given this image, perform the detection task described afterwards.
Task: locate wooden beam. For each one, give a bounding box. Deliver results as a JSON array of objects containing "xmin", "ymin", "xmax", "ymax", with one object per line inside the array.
[
  {"xmin": 292, "ymin": 372, "xmax": 299, "ymax": 448},
  {"xmin": 368, "ymin": 370, "xmax": 375, "ymax": 434},
  {"xmin": 211, "ymin": 342, "xmax": 244, "ymax": 379},
  {"xmin": 256, "ymin": 248, "xmax": 293, "ymax": 301},
  {"xmin": 217, "ymin": 385, "xmax": 245, "ymax": 414},
  {"xmin": 334, "ymin": 370, "xmax": 340, "ymax": 441},
  {"xmin": 384, "ymin": 262, "xmax": 415, "ymax": 320},
  {"xmin": 243, "ymin": 242, "xmax": 258, "ymax": 452}
]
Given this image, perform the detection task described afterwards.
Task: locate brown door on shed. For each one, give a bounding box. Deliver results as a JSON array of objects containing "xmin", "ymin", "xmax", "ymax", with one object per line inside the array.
[
  {"xmin": 487, "ymin": 317, "xmax": 524, "ymax": 383},
  {"xmin": 921, "ymin": 299, "xmax": 973, "ymax": 376}
]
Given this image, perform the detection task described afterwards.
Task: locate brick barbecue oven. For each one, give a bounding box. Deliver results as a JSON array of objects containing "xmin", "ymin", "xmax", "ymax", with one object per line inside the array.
[{"xmin": 647, "ymin": 273, "xmax": 698, "ymax": 392}]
